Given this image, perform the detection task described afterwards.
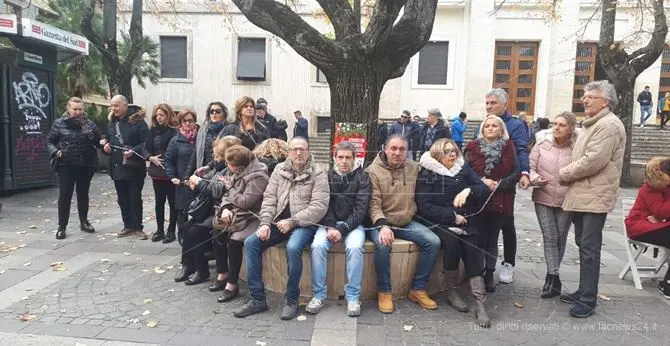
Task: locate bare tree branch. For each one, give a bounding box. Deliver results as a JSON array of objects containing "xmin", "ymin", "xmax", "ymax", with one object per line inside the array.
[
  {"xmin": 81, "ymin": 0, "xmax": 117, "ymax": 64},
  {"xmin": 629, "ymin": 0, "xmax": 667, "ymax": 74},
  {"xmin": 315, "ymin": 0, "xmax": 357, "ymax": 39},
  {"xmin": 122, "ymin": 0, "xmax": 145, "ymax": 70},
  {"xmin": 231, "ymin": 0, "xmax": 341, "ymax": 69},
  {"xmin": 362, "ymin": 0, "xmax": 405, "ymax": 51}
]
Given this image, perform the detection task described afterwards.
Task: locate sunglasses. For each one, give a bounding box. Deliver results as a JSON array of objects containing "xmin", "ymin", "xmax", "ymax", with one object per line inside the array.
[
  {"xmin": 209, "ymin": 109, "xmax": 223, "ymax": 115},
  {"xmin": 182, "ymin": 119, "xmax": 195, "ymax": 124}
]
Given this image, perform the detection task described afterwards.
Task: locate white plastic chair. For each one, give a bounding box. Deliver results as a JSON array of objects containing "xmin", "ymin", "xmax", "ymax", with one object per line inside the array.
[{"xmin": 618, "ymin": 200, "xmax": 670, "ymax": 289}]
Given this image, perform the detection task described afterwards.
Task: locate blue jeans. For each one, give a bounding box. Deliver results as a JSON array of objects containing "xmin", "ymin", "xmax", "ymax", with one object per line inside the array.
[
  {"xmin": 368, "ymin": 221, "xmax": 440, "ymax": 292},
  {"xmin": 310, "ymin": 223, "xmax": 366, "ymax": 302},
  {"xmin": 640, "ymin": 105, "xmax": 653, "ymax": 124},
  {"xmin": 243, "ymin": 226, "xmax": 315, "ymax": 301}
]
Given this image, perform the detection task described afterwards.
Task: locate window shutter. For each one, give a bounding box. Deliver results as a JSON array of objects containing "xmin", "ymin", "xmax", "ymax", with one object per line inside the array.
[
  {"xmin": 160, "ymin": 36, "xmax": 187, "ymax": 79},
  {"xmin": 418, "ymin": 41, "xmax": 449, "ymax": 85},
  {"xmin": 237, "ymin": 38, "xmax": 266, "ymax": 80}
]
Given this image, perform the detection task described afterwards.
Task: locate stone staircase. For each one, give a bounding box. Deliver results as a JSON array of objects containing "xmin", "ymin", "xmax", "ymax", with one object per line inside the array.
[{"xmin": 310, "ymin": 121, "xmax": 669, "ymax": 164}]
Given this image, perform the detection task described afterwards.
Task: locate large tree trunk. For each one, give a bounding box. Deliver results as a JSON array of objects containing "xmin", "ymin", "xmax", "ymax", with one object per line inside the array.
[
  {"xmin": 612, "ymin": 79, "xmax": 635, "ymax": 186},
  {"xmin": 327, "ymin": 66, "xmax": 384, "ymax": 164}
]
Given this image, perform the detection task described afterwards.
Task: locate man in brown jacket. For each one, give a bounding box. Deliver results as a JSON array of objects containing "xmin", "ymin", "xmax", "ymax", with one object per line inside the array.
[
  {"xmin": 233, "ymin": 137, "xmax": 330, "ymax": 320},
  {"xmin": 366, "ymin": 134, "xmax": 441, "ymax": 313},
  {"xmin": 558, "ymin": 80, "xmax": 626, "ymax": 318}
]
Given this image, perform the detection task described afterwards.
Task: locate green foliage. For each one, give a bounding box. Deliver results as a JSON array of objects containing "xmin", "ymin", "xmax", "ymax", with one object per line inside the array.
[
  {"xmin": 86, "ymin": 104, "xmax": 110, "ymax": 137},
  {"xmin": 118, "ymin": 32, "xmax": 161, "ymax": 89}
]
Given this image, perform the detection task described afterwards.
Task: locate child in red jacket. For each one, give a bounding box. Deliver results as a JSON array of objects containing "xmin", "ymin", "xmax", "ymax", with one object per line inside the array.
[{"xmin": 624, "ymin": 157, "xmax": 670, "ymax": 298}]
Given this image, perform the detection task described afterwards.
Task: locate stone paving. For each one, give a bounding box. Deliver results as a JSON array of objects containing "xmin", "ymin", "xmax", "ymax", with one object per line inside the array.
[{"xmin": 0, "ymin": 173, "xmax": 668, "ymax": 345}]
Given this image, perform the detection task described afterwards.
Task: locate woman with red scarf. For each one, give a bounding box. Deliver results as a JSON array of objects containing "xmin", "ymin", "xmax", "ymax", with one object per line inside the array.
[
  {"xmin": 625, "ymin": 157, "xmax": 670, "ymax": 299},
  {"xmin": 464, "ymin": 115, "xmax": 520, "ymax": 293},
  {"xmin": 165, "ymin": 109, "xmax": 198, "ymax": 247}
]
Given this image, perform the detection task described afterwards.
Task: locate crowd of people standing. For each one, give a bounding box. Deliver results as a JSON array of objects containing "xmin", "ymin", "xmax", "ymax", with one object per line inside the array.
[{"xmin": 48, "ymin": 80, "xmax": 664, "ymax": 326}]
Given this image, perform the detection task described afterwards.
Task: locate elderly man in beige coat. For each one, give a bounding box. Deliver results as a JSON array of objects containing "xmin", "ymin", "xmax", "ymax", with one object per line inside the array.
[
  {"xmin": 558, "ymin": 80, "xmax": 626, "ymax": 318},
  {"xmin": 233, "ymin": 137, "xmax": 330, "ymax": 321}
]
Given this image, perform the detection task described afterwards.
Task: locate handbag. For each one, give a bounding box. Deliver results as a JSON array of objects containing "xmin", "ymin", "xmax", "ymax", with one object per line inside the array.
[
  {"xmin": 185, "ymin": 193, "xmax": 214, "ymax": 223},
  {"xmin": 49, "ymin": 156, "xmax": 59, "ymax": 173},
  {"xmin": 114, "ymin": 121, "xmax": 146, "ymax": 169}
]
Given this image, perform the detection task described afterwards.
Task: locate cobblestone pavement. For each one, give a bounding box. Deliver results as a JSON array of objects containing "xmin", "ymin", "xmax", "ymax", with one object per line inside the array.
[{"xmin": 0, "ymin": 173, "xmax": 668, "ymax": 345}]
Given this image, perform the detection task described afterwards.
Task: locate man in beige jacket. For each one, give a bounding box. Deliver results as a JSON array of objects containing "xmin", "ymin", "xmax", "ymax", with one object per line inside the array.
[
  {"xmin": 233, "ymin": 137, "xmax": 330, "ymax": 320},
  {"xmin": 558, "ymin": 80, "xmax": 626, "ymax": 318},
  {"xmin": 366, "ymin": 134, "xmax": 441, "ymax": 313}
]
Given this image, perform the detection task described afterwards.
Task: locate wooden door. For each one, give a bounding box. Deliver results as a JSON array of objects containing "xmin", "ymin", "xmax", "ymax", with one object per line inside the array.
[{"xmin": 492, "ymin": 41, "xmax": 539, "ymax": 116}]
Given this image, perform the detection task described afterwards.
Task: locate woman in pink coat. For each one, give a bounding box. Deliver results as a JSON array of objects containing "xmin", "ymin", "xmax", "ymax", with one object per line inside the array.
[{"xmin": 529, "ymin": 111, "xmax": 577, "ymax": 298}]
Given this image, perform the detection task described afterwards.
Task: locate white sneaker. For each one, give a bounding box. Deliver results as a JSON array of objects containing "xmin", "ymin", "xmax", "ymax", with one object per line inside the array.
[
  {"xmin": 639, "ymin": 124, "xmax": 645, "ymax": 128},
  {"xmin": 499, "ymin": 262, "xmax": 515, "ymax": 284},
  {"xmin": 347, "ymin": 300, "xmax": 361, "ymax": 317},
  {"xmin": 305, "ymin": 297, "xmax": 325, "ymax": 314}
]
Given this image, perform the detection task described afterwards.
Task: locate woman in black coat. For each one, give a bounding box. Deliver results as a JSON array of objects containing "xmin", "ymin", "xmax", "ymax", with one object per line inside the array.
[
  {"xmin": 165, "ymin": 109, "xmax": 198, "ymax": 244},
  {"xmin": 46, "ymin": 97, "xmax": 102, "ymax": 240},
  {"xmin": 219, "ymin": 96, "xmax": 269, "ymax": 151},
  {"xmin": 415, "ymin": 138, "xmax": 491, "ymax": 328},
  {"xmin": 146, "ymin": 104, "xmax": 178, "ymax": 243},
  {"xmin": 184, "ymin": 102, "xmax": 228, "ymax": 178}
]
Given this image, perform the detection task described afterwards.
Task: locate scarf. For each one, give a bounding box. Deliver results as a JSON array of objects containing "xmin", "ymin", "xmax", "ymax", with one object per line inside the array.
[
  {"xmin": 209, "ymin": 121, "xmax": 224, "ymax": 132},
  {"xmin": 180, "ymin": 127, "xmax": 196, "ymax": 144},
  {"xmin": 478, "ymin": 138, "xmax": 506, "ymax": 176}
]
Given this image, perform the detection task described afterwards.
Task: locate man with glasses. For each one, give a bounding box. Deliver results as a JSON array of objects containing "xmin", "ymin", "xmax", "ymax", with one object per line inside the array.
[
  {"xmin": 366, "ymin": 134, "xmax": 441, "ymax": 313},
  {"xmin": 559, "ymin": 81, "xmax": 625, "ymax": 318},
  {"xmin": 389, "ymin": 110, "xmax": 420, "ymax": 160},
  {"xmin": 233, "ymin": 137, "xmax": 329, "ymax": 320},
  {"xmin": 306, "ymin": 141, "xmax": 371, "ymax": 317}
]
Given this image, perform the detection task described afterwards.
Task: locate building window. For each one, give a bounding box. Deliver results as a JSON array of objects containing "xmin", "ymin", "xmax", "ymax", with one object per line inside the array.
[
  {"xmin": 159, "ymin": 36, "xmax": 187, "ymax": 79},
  {"xmin": 316, "ymin": 68, "xmax": 327, "ymax": 83},
  {"xmin": 237, "ymin": 37, "xmax": 266, "ymax": 81},
  {"xmin": 492, "ymin": 41, "xmax": 539, "ymax": 116},
  {"xmin": 571, "ymin": 42, "xmax": 606, "ymax": 117},
  {"xmin": 417, "ymin": 41, "xmax": 449, "ymax": 85},
  {"xmin": 659, "ymin": 44, "xmax": 670, "ymax": 101}
]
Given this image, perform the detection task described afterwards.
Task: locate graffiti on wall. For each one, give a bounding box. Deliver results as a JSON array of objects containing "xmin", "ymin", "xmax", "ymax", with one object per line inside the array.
[{"xmin": 12, "ymin": 72, "xmax": 51, "ymax": 134}]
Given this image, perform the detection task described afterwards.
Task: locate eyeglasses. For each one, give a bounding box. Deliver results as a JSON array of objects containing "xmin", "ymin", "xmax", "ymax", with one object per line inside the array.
[
  {"xmin": 580, "ymin": 95, "xmax": 603, "ymax": 102},
  {"xmin": 182, "ymin": 119, "xmax": 195, "ymax": 124},
  {"xmin": 444, "ymin": 149, "xmax": 459, "ymax": 156},
  {"xmin": 209, "ymin": 109, "xmax": 222, "ymax": 115},
  {"xmin": 290, "ymin": 147, "xmax": 308, "ymax": 153}
]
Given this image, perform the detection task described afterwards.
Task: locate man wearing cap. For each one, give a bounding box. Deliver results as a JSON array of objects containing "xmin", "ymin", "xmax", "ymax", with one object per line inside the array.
[
  {"xmin": 256, "ymin": 98, "xmax": 287, "ymax": 140},
  {"xmin": 417, "ymin": 108, "xmax": 451, "ymax": 157},
  {"xmin": 389, "ymin": 110, "xmax": 420, "ymax": 160}
]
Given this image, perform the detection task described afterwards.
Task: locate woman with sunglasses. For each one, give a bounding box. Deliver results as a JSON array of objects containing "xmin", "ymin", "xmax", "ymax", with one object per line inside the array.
[
  {"xmin": 166, "ymin": 110, "xmax": 198, "ymax": 245},
  {"xmin": 146, "ymin": 104, "xmax": 178, "ymax": 243},
  {"xmin": 219, "ymin": 96, "xmax": 269, "ymax": 151},
  {"xmin": 184, "ymin": 102, "xmax": 229, "ymax": 179},
  {"xmin": 416, "ymin": 138, "xmax": 491, "ymax": 328}
]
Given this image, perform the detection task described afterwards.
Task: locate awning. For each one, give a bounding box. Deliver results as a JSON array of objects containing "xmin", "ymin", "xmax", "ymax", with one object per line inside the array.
[
  {"xmin": 0, "ymin": 14, "xmax": 18, "ymax": 35},
  {"xmin": 20, "ymin": 18, "xmax": 89, "ymax": 61}
]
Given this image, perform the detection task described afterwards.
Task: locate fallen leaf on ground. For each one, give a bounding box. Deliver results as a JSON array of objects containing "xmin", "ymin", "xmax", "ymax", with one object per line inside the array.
[
  {"xmin": 0, "ymin": 270, "xmax": 5, "ymax": 275},
  {"xmin": 18, "ymin": 313, "xmax": 35, "ymax": 321},
  {"xmin": 166, "ymin": 265, "xmax": 174, "ymax": 269},
  {"xmin": 23, "ymin": 262, "xmax": 31, "ymax": 267},
  {"xmin": 21, "ymin": 296, "xmax": 29, "ymax": 300},
  {"xmin": 146, "ymin": 320, "xmax": 158, "ymax": 328},
  {"xmin": 126, "ymin": 318, "xmax": 139, "ymax": 323},
  {"xmin": 513, "ymin": 302, "xmax": 524, "ymax": 308},
  {"xmin": 144, "ymin": 299, "xmax": 152, "ymax": 304},
  {"xmin": 40, "ymin": 305, "xmax": 48, "ymax": 310},
  {"xmin": 167, "ymin": 288, "xmax": 175, "ymax": 293},
  {"xmin": 598, "ymin": 294, "xmax": 612, "ymax": 301},
  {"xmin": 94, "ymin": 278, "xmax": 105, "ymax": 281},
  {"xmin": 123, "ymin": 252, "xmax": 132, "ymax": 256},
  {"xmin": 256, "ymin": 341, "xmax": 267, "ymax": 346},
  {"xmin": 52, "ymin": 265, "xmax": 67, "ymax": 272},
  {"xmin": 25, "ymin": 288, "xmax": 34, "ymax": 291},
  {"xmin": 100, "ymin": 258, "xmax": 109, "ymax": 263},
  {"xmin": 153, "ymin": 267, "xmax": 166, "ymax": 274},
  {"xmin": 403, "ymin": 325, "xmax": 414, "ymax": 331},
  {"xmin": 29, "ymin": 225, "xmax": 37, "ymax": 229},
  {"xmin": 49, "ymin": 262, "xmax": 64, "ymax": 267},
  {"xmin": 18, "ymin": 244, "xmax": 26, "ymax": 248},
  {"xmin": 16, "ymin": 231, "xmax": 27, "ymax": 234},
  {"xmin": 142, "ymin": 310, "xmax": 151, "ymax": 316},
  {"xmin": 296, "ymin": 315, "xmax": 306, "ymax": 321}
]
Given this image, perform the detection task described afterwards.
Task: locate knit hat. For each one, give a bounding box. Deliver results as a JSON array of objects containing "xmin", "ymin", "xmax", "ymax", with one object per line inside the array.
[{"xmin": 645, "ymin": 157, "xmax": 670, "ymax": 189}]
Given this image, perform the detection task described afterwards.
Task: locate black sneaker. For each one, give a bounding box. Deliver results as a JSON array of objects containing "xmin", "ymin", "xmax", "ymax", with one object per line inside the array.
[
  {"xmin": 659, "ymin": 281, "xmax": 670, "ymax": 299},
  {"xmin": 280, "ymin": 298, "xmax": 299, "ymax": 320},
  {"xmin": 569, "ymin": 301, "xmax": 596, "ymax": 318},
  {"xmin": 80, "ymin": 220, "xmax": 95, "ymax": 233},
  {"xmin": 233, "ymin": 297, "xmax": 268, "ymax": 318},
  {"xmin": 560, "ymin": 290, "xmax": 581, "ymax": 304}
]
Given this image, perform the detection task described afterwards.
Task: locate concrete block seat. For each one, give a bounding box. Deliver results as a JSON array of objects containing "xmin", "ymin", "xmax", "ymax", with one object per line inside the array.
[{"xmin": 239, "ymin": 238, "xmax": 464, "ymax": 300}]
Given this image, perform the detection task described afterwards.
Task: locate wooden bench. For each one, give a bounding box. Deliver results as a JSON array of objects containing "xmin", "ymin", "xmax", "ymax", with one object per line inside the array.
[{"xmin": 239, "ymin": 239, "xmax": 464, "ymax": 300}]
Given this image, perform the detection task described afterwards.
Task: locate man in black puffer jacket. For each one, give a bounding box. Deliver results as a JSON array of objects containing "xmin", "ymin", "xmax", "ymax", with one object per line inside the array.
[
  {"xmin": 102, "ymin": 95, "xmax": 150, "ymax": 240},
  {"xmin": 306, "ymin": 141, "xmax": 371, "ymax": 317}
]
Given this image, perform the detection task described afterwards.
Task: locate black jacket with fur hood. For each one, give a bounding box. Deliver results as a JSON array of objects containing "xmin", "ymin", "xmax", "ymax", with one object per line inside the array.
[{"xmin": 106, "ymin": 105, "xmax": 149, "ymax": 180}]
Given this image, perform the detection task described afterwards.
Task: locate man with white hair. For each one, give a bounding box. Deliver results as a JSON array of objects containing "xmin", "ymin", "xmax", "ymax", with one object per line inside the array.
[
  {"xmin": 558, "ymin": 80, "xmax": 625, "ymax": 318},
  {"xmin": 102, "ymin": 95, "xmax": 150, "ymax": 240}
]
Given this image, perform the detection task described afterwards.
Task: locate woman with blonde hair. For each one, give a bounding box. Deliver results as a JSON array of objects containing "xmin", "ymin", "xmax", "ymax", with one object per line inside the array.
[
  {"xmin": 464, "ymin": 115, "xmax": 520, "ymax": 293},
  {"xmin": 252, "ymin": 138, "xmax": 289, "ymax": 176},
  {"xmin": 146, "ymin": 103, "xmax": 178, "ymax": 242},
  {"xmin": 175, "ymin": 136, "xmax": 241, "ymax": 286},
  {"xmin": 416, "ymin": 138, "xmax": 491, "ymax": 327},
  {"xmin": 219, "ymin": 96, "xmax": 269, "ymax": 151}
]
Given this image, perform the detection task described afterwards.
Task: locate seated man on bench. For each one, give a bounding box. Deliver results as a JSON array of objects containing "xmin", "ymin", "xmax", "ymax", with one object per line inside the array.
[
  {"xmin": 233, "ymin": 137, "xmax": 330, "ymax": 320},
  {"xmin": 366, "ymin": 134, "xmax": 441, "ymax": 313},
  {"xmin": 307, "ymin": 141, "xmax": 371, "ymax": 317}
]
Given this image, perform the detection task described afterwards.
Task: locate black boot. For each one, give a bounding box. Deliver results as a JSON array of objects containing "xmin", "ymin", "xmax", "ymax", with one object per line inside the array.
[
  {"xmin": 163, "ymin": 225, "xmax": 176, "ymax": 244},
  {"xmin": 175, "ymin": 254, "xmax": 194, "ymax": 282},
  {"xmin": 185, "ymin": 254, "xmax": 210, "ymax": 285},
  {"xmin": 541, "ymin": 274, "xmax": 561, "ymax": 298},
  {"xmin": 659, "ymin": 270, "xmax": 670, "ymax": 299},
  {"xmin": 80, "ymin": 220, "xmax": 95, "ymax": 233},
  {"xmin": 56, "ymin": 226, "xmax": 66, "ymax": 240},
  {"xmin": 151, "ymin": 228, "xmax": 165, "ymax": 242},
  {"xmin": 484, "ymin": 270, "xmax": 496, "ymax": 293}
]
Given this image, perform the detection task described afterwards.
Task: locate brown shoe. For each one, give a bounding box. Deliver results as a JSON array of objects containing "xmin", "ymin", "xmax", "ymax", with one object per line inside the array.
[
  {"xmin": 117, "ymin": 228, "xmax": 135, "ymax": 237},
  {"xmin": 134, "ymin": 230, "xmax": 149, "ymax": 240},
  {"xmin": 377, "ymin": 292, "xmax": 394, "ymax": 314},
  {"xmin": 408, "ymin": 289, "xmax": 437, "ymax": 310}
]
